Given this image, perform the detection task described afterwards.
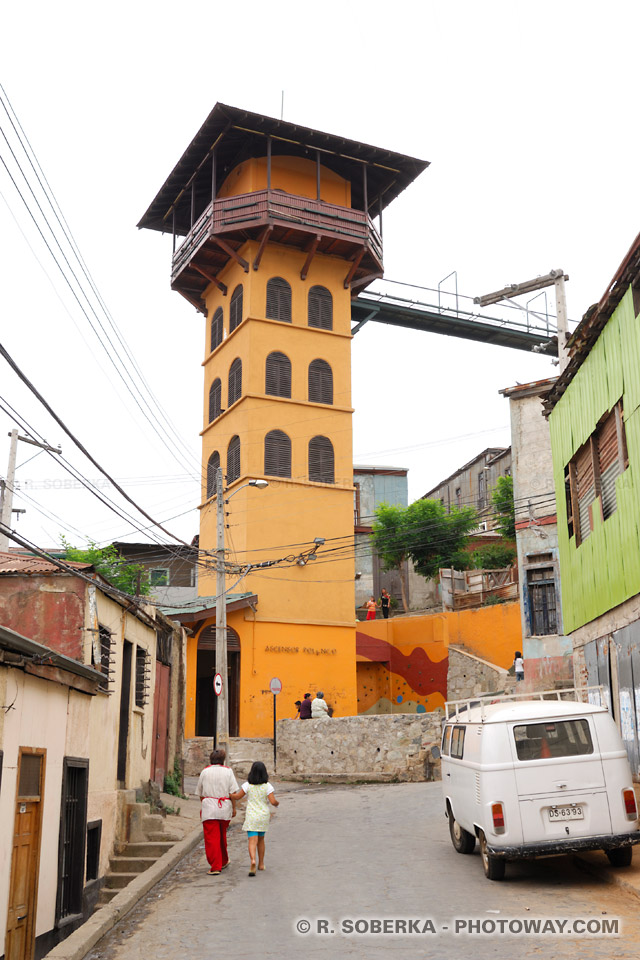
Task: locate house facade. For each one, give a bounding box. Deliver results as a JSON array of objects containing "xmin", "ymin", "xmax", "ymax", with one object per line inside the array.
[
  {"xmin": 545, "ymin": 232, "xmax": 640, "ymax": 773},
  {"xmin": 422, "ymin": 446, "xmax": 512, "ymax": 532},
  {"xmin": 111, "ymin": 540, "xmax": 199, "ymax": 607}
]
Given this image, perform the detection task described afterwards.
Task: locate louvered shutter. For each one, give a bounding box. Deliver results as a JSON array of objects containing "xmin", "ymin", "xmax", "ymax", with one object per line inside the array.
[
  {"xmin": 308, "ymin": 286, "xmax": 333, "ymax": 330},
  {"xmin": 229, "ymin": 285, "xmax": 243, "ymax": 332},
  {"xmin": 227, "ymin": 436, "xmax": 241, "ymax": 483},
  {"xmin": 264, "ymin": 430, "xmax": 291, "ymax": 477},
  {"xmin": 209, "ymin": 379, "xmax": 222, "ymax": 422},
  {"xmin": 575, "ymin": 441, "xmax": 595, "ymax": 542},
  {"xmin": 308, "ymin": 359, "xmax": 333, "ymax": 404},
  {"xmin": 266, "ymin": 277, "xmax": 292, "ymax": 322},
  {"xmin": 597, "ymin": 408, "xmax": 620, "ymax": 519},
  {"xmin": 228, "ymin": 358, "xmax": 242, "ymax": 406},
  {"xmin": 309, "ymin": 436, "xmax": 335, "ymax": 483},
  {"xmin": 210, "ymin": 308, "xmax": 223, "ymax": 352},
  {"xmin": 265, "ymin": 351, "xmax": 292, "ymax": 397},
  {"xmin": 206, "ymin": 451, "xmax": 220, "ymax": 499}
]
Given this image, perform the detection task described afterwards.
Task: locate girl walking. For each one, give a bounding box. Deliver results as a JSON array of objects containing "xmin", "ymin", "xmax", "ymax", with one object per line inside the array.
[{"xmin": 231, "ymin": 761, "xmax": 279, "ymax": 876}]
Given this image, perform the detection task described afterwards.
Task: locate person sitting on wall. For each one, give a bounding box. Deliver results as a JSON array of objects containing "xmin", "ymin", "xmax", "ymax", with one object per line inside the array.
[
  {"xmin": 294, "ymin": 700, "xmax": 302, "ymax": 718},
  {"xmin": 298, "ymin": 692, "xmax": 313, "ymax": 719},
  {"xmin": 311, "ymin": 691, "xmax": 330, "ymax": 719}
]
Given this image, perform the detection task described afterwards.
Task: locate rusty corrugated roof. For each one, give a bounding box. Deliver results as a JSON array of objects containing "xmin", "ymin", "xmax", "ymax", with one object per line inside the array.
[{"xmin": 0, "ymin": 551, "xmax": 93, "ymax": 575}]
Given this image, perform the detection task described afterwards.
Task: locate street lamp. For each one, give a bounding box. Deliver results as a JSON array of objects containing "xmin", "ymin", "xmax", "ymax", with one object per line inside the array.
[{"xmin": 214, "ymin": 468, "xmax": 268, "ymax": 746}]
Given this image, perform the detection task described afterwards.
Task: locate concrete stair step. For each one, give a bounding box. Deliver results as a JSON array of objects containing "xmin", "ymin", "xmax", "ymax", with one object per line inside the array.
[
  {"xmin": 97, "ymin": 888, "xmax": 120, "ymax": 905},
  {"xmin": 122, "ymin": 841, "xmax": 174, "ymax": 858},
  {"xmin": 109, "ymin": 856, "xmax": 157, "ymax": 874},
  {"xmin": 104, "ymin": 872, "xmax": 141, "ymax": 890},
  {"xmin": 146, "ymin": 832, "xmax": 181, "ymax": 843}
]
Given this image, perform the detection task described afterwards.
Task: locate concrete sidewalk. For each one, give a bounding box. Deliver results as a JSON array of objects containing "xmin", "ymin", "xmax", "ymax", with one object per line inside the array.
[{"xmin": 574, "ymin": 844, "xmax": 640, "ymax": 901}]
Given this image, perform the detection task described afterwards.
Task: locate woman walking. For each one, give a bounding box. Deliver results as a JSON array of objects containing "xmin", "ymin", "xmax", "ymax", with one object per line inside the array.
[
  {"xmin": 232, "ymin": 761, "xmax": 279, "ymax": 876},
  {"xmin": 196, "ymin": 748, "xmax": 239, "ymax": 875}
]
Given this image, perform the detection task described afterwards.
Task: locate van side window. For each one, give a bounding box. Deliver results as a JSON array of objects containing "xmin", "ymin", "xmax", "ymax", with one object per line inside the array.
[
  {"xmin": 451, "ymin": 726, "xmax": 466, "ymax": 759},
  {"xmin": 442, "ymin": 725, "xmax": 452, "ymax": 756},
  {"xmin": 513, "ymin": 719, "xmax": 594, "ymax": 761}
]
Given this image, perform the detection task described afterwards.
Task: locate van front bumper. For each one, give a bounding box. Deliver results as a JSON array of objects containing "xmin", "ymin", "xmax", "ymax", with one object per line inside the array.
[{"xmin": 486, "ymin": 832, "xmax": 640, "ymax": 859}]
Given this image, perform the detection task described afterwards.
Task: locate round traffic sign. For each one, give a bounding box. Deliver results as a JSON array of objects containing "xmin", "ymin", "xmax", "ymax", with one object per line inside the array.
[
  {"xmin": 269, "ymin": 677, "xmax": 283, "ymax": 695},
  {"xmin": 213, "ymin": 672, "xmax": 223, "ymax": 697}
]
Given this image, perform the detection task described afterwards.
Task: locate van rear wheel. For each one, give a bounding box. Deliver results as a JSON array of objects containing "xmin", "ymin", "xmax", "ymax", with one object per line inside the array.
[
  {"xmin": 479, "ymin": 831, "xmax": 505, "ymax": 880},
  {"xmin": 606, "ymin": 847, "xmax": 633, "ymax": 867},
  {"xmin": 448, "ymin": 807, "xmax": 475, "ymax": 854}
]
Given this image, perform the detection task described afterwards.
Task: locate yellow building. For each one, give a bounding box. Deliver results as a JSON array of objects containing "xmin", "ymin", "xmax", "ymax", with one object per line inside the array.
[{"xmin": 138, "ymin": 104, "xmax": 427, "ymax": 739}]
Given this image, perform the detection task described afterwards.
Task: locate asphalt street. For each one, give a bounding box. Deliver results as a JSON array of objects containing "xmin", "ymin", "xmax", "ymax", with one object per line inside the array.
[{"xmin": 86, "ymin": 782, "xmax": 640, "ymax": 960}]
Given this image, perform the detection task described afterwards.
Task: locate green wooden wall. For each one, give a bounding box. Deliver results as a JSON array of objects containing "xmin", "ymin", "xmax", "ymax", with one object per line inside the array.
[{"xmin": 549, "ymin": 286, "xmax": 640, "ymax": 633}]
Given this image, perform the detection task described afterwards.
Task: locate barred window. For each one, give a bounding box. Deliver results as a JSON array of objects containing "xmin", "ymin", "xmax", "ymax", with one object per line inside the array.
[
  {"xmin": 230, "ymin": 285, "xmax": 243, "ymax": 332},
  {"xmin": 135, "ymin": 646, "xmax": 150, "ymax": 708},
  {"xmin": 309, "ymin": 435, "xmax": 335, "ymax": 483},
  {"xmin": 210, "ymin": 307, "xmax": 223, "ymax": 352},
  {"xmin": 266, "ymin": 277, "xmax": 292, "ymax": 322},
  {"xmin": 264, "ymin": 429, "xmax": 291, "ymax": 478},
  {"xmin": 207, "ymin": 451, "xmax": 220, "ymax": 499},
  {"xmin": 308, "ymin": 359, "xmax": 333, "ymax": 404},
  {"xmin": 227, "ymin": 435, "xmax": 241, "ymax": 483},
  {"xmin": 308, "ymin": 285, "xmax": 333, "ymax": 330},
  {"xmin": 228, "ymin": 358, "xmax": 242, "ymax": 406},
  {"xmin": 209, "ymin": 378, "xmax": 222, "ymax": 422},
  {"xmin": 265, "ymin": 351, "xmax": 291, "ymax": 397},
  {"xmin": 91, "ymin": 623, "xmax": 113, "ymax": 693}
]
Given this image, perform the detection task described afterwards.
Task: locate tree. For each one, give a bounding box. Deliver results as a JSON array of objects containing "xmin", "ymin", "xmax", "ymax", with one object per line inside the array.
[
  {"xmin": 491, "ymin": 475, "xmax": 516, "ymax": 540},
  {"xmin": 60, "ymin": 537, "xmax": 150, "ymax": 596},
  {"xmin": 471, "ymin": 543, "xmax": 516, "ymax": 570},
  {"xmin": 372, "ymin": 499, "xmax": 478, "ymax": 612}
]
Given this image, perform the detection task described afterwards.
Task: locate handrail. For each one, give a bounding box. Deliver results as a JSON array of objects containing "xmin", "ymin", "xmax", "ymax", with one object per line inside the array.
[{"xmin": 444, "ymin": 685, "xmax": 606, "ymax": 723}]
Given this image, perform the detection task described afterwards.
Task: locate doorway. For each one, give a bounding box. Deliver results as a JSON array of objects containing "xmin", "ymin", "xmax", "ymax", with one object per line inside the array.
[
  {"xmin": 117, "ymin": 641, "xmax": 133, "ymax": 785},
  {"xmin": 5, "ymin": 747, "xmax": 46, "ymax": 960},
  {"xmin": 195, "ymin": 627, "xmax": 240, "ymax": 737}
]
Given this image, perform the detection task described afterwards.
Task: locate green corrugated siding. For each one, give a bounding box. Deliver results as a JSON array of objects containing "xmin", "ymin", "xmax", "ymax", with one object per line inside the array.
[{"xmin": 550, "ymin": 286, "xmax": 640, "ymax": 632}]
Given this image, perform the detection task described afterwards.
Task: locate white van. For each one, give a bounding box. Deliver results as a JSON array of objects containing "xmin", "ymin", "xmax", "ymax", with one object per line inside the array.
[{"xmin": 440, "ymin": 689, "xmax": 640, "ymax": 880}]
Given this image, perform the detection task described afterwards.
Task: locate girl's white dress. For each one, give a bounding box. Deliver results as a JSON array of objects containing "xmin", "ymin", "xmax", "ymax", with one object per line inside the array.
[{"xmin": 241, "ymin": 781, "xmax": 275, "ymax": 832}]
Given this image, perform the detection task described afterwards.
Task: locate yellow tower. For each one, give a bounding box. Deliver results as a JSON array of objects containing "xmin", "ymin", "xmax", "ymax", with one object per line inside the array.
[{"xmin": 139, "ymin": 105, "xmax": 427, "ymax": 738}]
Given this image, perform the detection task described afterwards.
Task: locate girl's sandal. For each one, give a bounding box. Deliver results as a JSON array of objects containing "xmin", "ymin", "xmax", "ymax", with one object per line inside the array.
[{"xmin": 249, "ymin": 863, "xmax": 256, "ymax": 876}]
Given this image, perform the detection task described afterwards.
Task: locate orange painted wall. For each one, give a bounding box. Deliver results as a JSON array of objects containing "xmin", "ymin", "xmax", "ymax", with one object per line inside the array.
[
  {"xmin": 217, "ymin": 155, "xmax": 351, "ymax": 207},
  {"xmin": 444, "ymin": 601, "xmax": 521, "ymax": 668}
]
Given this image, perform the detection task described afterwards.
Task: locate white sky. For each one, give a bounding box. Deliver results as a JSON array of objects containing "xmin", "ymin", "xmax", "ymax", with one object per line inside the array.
[{"xmin": 1, "ymin": 0, "xmax": 639, "ymax": 553}]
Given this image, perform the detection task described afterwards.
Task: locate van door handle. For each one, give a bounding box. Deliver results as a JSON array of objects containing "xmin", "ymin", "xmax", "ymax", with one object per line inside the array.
[
  {"xmin": 17, "ymin": 915, "xmax": 27, "ymax": 922},
  {"xmin": 555, "ymin": 782, "xmax": 567, "ymax": 789}
]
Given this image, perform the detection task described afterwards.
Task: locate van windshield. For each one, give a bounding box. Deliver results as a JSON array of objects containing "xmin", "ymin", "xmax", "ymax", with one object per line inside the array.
[{"xmin": 513, "ymin": 719, "xmax": 594, "ymax": 761}]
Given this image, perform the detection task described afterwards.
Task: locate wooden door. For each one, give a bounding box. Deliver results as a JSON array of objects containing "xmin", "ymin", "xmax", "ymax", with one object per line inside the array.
[
  {"xmin": 152, "ymin": 662, "xmax": 171, "ymax": 785},
  {"xmin": 5, "ymin": 748, "xmax": 46, "ymax": 960},
  {"xmin": 117, "ymin": 641, "xmax": 133, "ymax": 785}
]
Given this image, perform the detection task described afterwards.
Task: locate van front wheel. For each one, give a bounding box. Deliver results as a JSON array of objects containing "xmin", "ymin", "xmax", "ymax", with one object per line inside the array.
[
  {"xmin": 479, "ymin": 831, "xmax": 505, "ymax": 880},
  {"xmin": 606, "ymin": 846, "xmax": 633, "ymax": 867},
  {"xmin": 448, "ymin": 807, "xmax": 475, "ymax": 854}
]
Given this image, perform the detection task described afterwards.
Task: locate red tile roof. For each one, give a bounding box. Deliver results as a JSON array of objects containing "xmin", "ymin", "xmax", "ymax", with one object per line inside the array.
[{"xmin": 0, "ymin": 551, "xmax": 93, "ymax": 575}]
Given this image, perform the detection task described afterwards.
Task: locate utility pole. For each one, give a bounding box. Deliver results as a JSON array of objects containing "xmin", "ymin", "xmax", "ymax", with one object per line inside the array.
[
  {"xmin": 215, "ymin": 465, "xmax": 229, "ymax": 746},
  {"xmin": 0, "ymin": 430, "xmax": 62, "ymax": 551}
]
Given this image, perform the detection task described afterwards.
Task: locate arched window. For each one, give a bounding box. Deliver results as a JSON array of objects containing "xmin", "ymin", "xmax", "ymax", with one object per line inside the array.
[
  {"xmin": 266, "ymin": 277, "xmax": 292, "ymax": 322},
  {"xmin": 309, "ymin": 436, "xmax": 335, "ymax": 484},
  {"xmin": 227, "ymin": 436, "xmax": 241, "ymax": 483},
  {"xmin": 308, "ymin": 359, "xmax": 333, "ymax": 404},
  {"xmin": 209, "ymin": 378, "xmax": 222, "ymax": 422},
  {"xmin": 210, "ymin": 307, "xmax": 223, "ymax": 352},
  {"xmin": 308, "ymin": 286, "xmax": 333, "ymax": 330},
  {"xmin": 228, "ymin": 358, "xmax": 242, "ymax": 406},
  {"xmin": 229, "ymin": 285, "xmax": 243, "ymax": 332},
  {"xmin": 206, "ymin": 451, "xmax": 220, "ymax": 499},
  {"xmin": 264, "ymin": 429, "xmax": 291, "ymax": 478},
  {"xmin": 265, "ymin": 351, "xmax": 291, "ymax": 398}
]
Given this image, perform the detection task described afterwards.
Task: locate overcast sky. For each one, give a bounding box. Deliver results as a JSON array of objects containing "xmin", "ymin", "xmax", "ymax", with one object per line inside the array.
[{"xmin": 1, "ymin": 0, "xmax": 639, "ymax": 554}]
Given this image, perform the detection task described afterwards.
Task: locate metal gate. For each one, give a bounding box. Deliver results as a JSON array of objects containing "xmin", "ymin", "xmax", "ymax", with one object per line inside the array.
[{"xmin": 613, "ymin": 623, "xmax": 640, "ymax": 777}]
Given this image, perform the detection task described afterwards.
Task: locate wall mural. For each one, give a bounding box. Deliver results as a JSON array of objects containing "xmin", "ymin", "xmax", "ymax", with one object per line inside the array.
[{"xmin": 356, "ymin": 630, "xmax": 448, "ymax": 715}]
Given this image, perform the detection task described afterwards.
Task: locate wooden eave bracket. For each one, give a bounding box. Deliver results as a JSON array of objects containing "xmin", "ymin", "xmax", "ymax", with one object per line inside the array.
[
  {"xmin": 211, "ymin": 236, "xmax": 250, "ymax": 273},
  {"xmin": 177, "ymin": 289, "xmax": 207, "ymax": 315},
  {"xmin": 192, "ymin": 264, "xmax": 228, "ymax": 296},
  {"xmin": 253, "ymin": 225, "xmax": 273, "ymax": 271},
  {"xmin": 344, "ymin": 249, "xmax": 365, "ymax": 289},
  {"xmin": 300, "ymin": 235, "xmax": 321, "ymax": 281},
  {"xmin": 351, "ymin": 270, "xmax": 383, "ymax": 290}
]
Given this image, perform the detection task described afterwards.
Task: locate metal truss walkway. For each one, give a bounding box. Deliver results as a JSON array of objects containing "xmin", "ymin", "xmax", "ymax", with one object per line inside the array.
[{"xmin": 351, "ymin": 278, "xmax": 559, "ymax": 356}]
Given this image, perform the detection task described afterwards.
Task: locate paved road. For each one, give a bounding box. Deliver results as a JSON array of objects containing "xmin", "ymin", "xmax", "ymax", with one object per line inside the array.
[{"xmin": 87, "ymin": 782, "xmax": 640, "ymax": 960}]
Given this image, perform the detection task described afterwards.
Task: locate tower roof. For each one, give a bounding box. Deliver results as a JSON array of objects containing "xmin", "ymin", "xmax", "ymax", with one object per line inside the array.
[{"xmin": 138, "ymin": 103, "xmax": 429, "ymax": 235}]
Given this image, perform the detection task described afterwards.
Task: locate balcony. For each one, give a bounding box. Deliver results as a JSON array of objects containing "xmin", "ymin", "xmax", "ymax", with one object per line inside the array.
[{"xmin": 171, "ymin": 189, "xmax": 384, "ymax": 305}]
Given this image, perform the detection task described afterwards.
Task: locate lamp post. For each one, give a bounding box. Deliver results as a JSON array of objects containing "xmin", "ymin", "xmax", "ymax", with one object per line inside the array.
[{"xmin": 215, "ymin": 468, "xmax": 268, "ymax": 745}]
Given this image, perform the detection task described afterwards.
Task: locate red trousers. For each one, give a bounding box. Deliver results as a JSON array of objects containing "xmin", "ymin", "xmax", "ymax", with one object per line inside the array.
[{"xmin": 203, "ymin": 819, "xmax": 229, "ymax": 871}]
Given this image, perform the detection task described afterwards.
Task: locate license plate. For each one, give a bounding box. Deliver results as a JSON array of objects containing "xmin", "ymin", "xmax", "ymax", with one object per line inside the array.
[{"xmin": 548, "ymin": 805, "xmax": 584, "ymax": 821}]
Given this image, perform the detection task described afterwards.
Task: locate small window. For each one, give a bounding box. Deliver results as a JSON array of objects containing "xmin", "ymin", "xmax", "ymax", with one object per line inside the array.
[
  {"xmin": 266, "ymin": 277, "xmax": 292, "ymax": 322},
  {"xmin": 229, "ymin": 285, "xmax": 243, "ymax": 332},
  {"xmin": 527, "ymin": 567, "xmax": 557, "ymax": 635},
  {"xmin": 264, "ymin": 429, "xmax": 291, "ymax": 478},
  {"xmin": 227, "ymin": 435, "xmax": 241, "ymax": 483},
  {"xmin": 210, "ymin": 307, "xmax": 223, "ymax": 352},
  {"xmin": 308, "ymin": 285, "xmax": 333, "ymax": 330},
  {"xmin": 513, "ymin": 719, "xmax": 593, "ymax": 761},
  {"xmin": 228, "ymin": 358, "xmax": 242, "ymax": 406},
  {"xmin": 86, "ymin": 820, "xmax": 102, "ymax": 882},
  {"xmin": 308, "ymin": 359, "xmax": 333, "ymax": 404},
  {"xmin": 19, "ymin": 752, "xmax": 43, "ymax": 798},
  {"xmin": 441, "ymin": 726, "xmax": 452, "ymax": 757},
  {"xmin": 209, "ymin": 378, "xmax": 222, "ymax": 422},
  {"xmin": 455, "ymin": 487, "xmax": 461, "ymax": 506},
  {"xmin": 135, "ymin": 647, "xmax": 150, "ymax": 708},
  {"xmin": 477, "ymin": 471, "xmax": 486, "ymax": 509},
  {"xmin": 265, "ymin": 351, "xmax": 292, "ymax": 398},
  {"xmin": 207, "ymin": 451, "xmax": 220, "ymax": 499},
  {"xmin": 354, "ymin": 482, "xmax": 361, "ymax": 525},
  {"xmin": 450, "ymin": 726, "xmax": 466, "ymax": 759},
  {"xmin": 309, "ymin": 436, "xmax": 335, "ymax": 483},
  {"xmin": 91, "ymin": 623, "xmax": 113, "ymax": 693},
  {"xmin": 150, "ymin": 568, "xmax": 169, "ymax": 587}
]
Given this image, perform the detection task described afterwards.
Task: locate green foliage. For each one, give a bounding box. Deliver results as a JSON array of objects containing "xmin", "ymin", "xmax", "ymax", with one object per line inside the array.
[
  {"xmin": 491, "ymin": 475, "xmax": 516, "ymax": 540},
  {"xmin": 163, "ymin": 759, "xmax": 186, "ymax": 798},
  {"xmin": 483, "ymin": 593, "xmax": 508, "ymax": 606},
  {"xmin": 372, "ymin": 499, "xmax": 478, "ymax": 582},
  {"xmin": 60, "ymin": 537, "xmax": 150, "ymax": 596},
  {"xmin": 471, "ymin": 543, "xmax": 516, "ymax": 570}
]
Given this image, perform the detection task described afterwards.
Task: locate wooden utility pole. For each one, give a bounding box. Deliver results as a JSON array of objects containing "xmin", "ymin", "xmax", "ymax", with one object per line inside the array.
[{"xmin": 0, "ymin": 431, "xmax": 62, "ymax": 551}]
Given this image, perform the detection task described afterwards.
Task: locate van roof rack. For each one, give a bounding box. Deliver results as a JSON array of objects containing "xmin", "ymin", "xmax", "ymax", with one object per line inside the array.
[{"xmin": 444, "ymin": 685, "xmax": 606, "ymax": 723}]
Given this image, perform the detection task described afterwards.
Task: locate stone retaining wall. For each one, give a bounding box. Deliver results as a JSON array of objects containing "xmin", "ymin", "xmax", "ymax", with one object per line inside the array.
[
  {"xmin": 447, "ymin": 646, "xmax": 508, "ymax": 700},
  {"xmin": 275, "ymin": 712, "xmax": 443, "ymax": 782},
  {"xmin": 182, "ymin": 736, "xmax": 273, "ymax": 778}
]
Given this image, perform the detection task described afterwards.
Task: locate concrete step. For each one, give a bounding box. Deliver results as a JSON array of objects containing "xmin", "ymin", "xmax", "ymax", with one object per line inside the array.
[
  {"xmin": 121, "ymin": 841, "xmax": 174, "ymax": 858},
  {"xmin": 146, "ymin": 832, "xmax": 182, "ymax": 843},
  {"xmin": 109, "ymin": 856, "xmax": 157, "ymax": 874},
  {"xmin": 104, "ymin": 872, "xmax": 141, "ymax": 890},
  {"xmin": 97, "ymin": 888, "xmax": 120, "ymax": 905}
]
